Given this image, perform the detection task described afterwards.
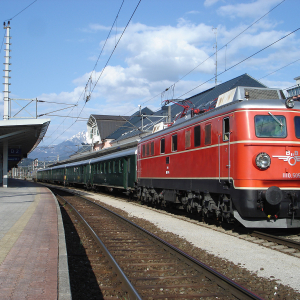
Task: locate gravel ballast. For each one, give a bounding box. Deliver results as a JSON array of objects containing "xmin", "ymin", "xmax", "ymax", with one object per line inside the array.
[{"xmin": 82, "ymin": 191, "xmax": 300, "ymax": 295}]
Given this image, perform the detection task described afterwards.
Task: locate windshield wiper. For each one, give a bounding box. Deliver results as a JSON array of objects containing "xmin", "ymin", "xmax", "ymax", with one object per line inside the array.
[{"xmin": 268, "ymin": 112, "xmax": 283, "ymax": 127}]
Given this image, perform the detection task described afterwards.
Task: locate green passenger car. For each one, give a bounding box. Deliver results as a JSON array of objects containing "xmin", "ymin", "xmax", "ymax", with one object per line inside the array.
[
  {"xmin": 90, "ymin": 148, "xmax": 136, "ymax": 190},
  {"xmin": 37, "ymin": 147, "xmax": 137, "ymax": 192}
]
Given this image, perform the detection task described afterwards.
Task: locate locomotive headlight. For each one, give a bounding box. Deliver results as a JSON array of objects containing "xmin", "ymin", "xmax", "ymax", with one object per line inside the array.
[
  {"xmin": 285, "ymin": 98, "xmax": 294, "ymax": 108},
  {"xmin": 255, "ymin": 152, "xmax": 271, "ymax": 170}
]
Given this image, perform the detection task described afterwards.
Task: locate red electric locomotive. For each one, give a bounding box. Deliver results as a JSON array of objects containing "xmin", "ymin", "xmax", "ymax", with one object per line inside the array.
[{"xmin": 137, "ymin": 86, "xmax": 300, "ymax": 228}]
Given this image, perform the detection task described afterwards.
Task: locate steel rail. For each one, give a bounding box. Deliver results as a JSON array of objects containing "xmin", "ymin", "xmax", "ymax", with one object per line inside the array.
[
  {"xmin": 56, "ymin": 194, "xmax": 142, "ymax": 300},
  {"xmin": 252, "ymin": 231, "xmax": 300, "ymax": 251},
  {"xmin": 68, "ymin": 191, "xmax": 263, "ymax": 300}
]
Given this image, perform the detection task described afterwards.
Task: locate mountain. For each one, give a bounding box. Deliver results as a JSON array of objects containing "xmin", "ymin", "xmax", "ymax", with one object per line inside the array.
[{"xmin": 28, "ymin": 131, "xmax": 89, "ymax": 162}]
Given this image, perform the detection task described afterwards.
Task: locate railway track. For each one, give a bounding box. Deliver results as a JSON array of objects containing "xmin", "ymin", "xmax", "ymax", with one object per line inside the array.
[
  {"xmin": 53, "ymin": 183, "xmax": 300, "ymax": 257},
  {"xmin": 52, "ymin": 182, "xmax": 300, "ymax": 260},
  {"xmin": 53, "ymin": 187, "xmax": 263, "ymax": 300},
  {"xmin": 248, "ymin": 231, "xmax": 300, "ymax": 254}
]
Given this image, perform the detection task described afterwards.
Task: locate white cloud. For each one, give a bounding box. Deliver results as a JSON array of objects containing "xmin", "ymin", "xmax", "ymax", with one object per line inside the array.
[
  {"xmin": 259, "ymin": 78, "xmax": 294, "ymax": 91},
  {"xmin": 38, "ymin": 15, "xmax": 300, "ymax": 143},
  {"xmin": 44, "ymin": 18, "xmax": 299, "ymax": 109},
  {"xmin": 218, "ymin": 0, "xmax": 282, "ymax": 19},
  {"xmin": 39, "ymin": 87, "xmax": 84, "ymax": 105},
  {"xmin": 186, "ymin": 10, "xmax": 200, "ymax": 14},
  {"xmin": 106, "ymin": 21, "xmax": 216, "ymax": 82},
  {"xmin": 204, "ymin": 0, "xmax": 221, "ymax": 7},
  {"xmin": 88, "ymin": 24, "xmax": 111, "ymax": 31}
]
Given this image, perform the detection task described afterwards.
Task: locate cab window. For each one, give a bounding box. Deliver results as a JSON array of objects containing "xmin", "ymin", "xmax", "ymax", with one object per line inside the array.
[
  {"xmin": 223, "ymin": 117, "xmax": 230, "ymax": 141},
  {"xmin": 151, "ymin": 141, "xmax": 154, "ymax": 155},
  {"xmin": 294, "ymin": 116, "xmax": 300, "ymax": 139},
  {"xmin": 172, "ymin": 134, "xmax": 177, "ymax": 152},
  {"xmin": 160, "ymin": 138, "xmax": 165, "ymax": 154},
  {"xmin": 205, "ymin": 124, "xmax": 211, "ymax": 145},
  {"xmin": 255, "ymin": 115, "xmax": 287, "ymax": 138},
  {"xmin": 194, "ymin": 125, "xmax": 201, "ymax": 147},
  {"xmin": 185, "ymin": 130, "xmax": 191, "ymax": 149},
  {"xmin": 142, "ymin": 144, "xmax": 145, "ymax": 157}
]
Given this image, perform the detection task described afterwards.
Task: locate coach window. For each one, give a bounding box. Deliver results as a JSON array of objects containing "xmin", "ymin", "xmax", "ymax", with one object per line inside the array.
[
  {"xmin": 194, "ymin": 125, "xmax": 201, "ymax": 147},
  {"xmin": 160, "ymin": 138, "xmax": 165, "ymax": 154},
  {"xmin": 185, "ymin": 130, "xmax": 191, "ymax": 149},
  {"xmin": 255, "ymin": 115, "xmax": 287, "ymax": 138},
  {"xmin": 146, "ymin": 143, "xmax": 150, "ymax": 156},
  {"xmin": 118, "ymin": 160, "xmax": 122, "ymax": 173},
  {"xmin": 104, "ymin": 162, "xmax": 106, "ymax": 174},
  {"xmin": 172, "ymin": 134, "xmax": 178, "ymax": 152},
  {"xmin": 142, "ymin": 144, "xmax": 145, "ymax": 157},
  {"xmin": 151, "ymin": 141, "xmax": 154, "ymax": 155},
  {"xmin": 128, "ymin": 158, "xmax": 131, "ymax": 173},
  {"xmin": 295, "ymin": 116, "xmax": 300, "ymax": 139},
  {"xmin": 100, "ymin": 163, "xmax": 103, "ymax": 174},
  {"xmin": 113, "ymin": 161, "xmax": 116, "ymax": 173},
  {"xmin": 223, "ymin": 117, "xmax": 230, "ymax": 141},
  {"xmin": 108, "ymin": 162, "xmax": 111, "ymax": 173},
  {"xmin": 205, "ymin": 124, "xmax": 212, "ymax": 145}
]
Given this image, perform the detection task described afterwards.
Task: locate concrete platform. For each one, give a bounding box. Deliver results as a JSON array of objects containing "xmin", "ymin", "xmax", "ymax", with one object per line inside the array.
[{"xmin": 0, "ymin": 179, "xmax": 71, "ymax": 300}]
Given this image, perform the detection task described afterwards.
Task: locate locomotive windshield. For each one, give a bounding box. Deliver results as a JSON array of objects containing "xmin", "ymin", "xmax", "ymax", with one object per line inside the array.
[
  {"xmin": 295, "ymin": 116, "xmax": 300, "ymax": 139},
  {"xmin": 255, "ymin": 115, "xmax": 287, "ymax": 138}
]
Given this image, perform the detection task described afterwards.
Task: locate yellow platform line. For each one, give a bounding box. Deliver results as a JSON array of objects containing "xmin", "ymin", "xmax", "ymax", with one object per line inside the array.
[{"xmin": 0, "ymin": 189, "xmax": 41, "ymax": 266}]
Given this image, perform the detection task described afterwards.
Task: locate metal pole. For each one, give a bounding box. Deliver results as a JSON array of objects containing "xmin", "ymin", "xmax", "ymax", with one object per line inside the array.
[
  {"xmin": 3, "ymin": 140, "xmax": 8, "ymax": 187},
  {"xmin": 3, "ymin": 21, "xmax": 11, "ymax": 120},
  {"xmin": 212, "ymin": 27, "xmax": 218, "ymax": 86}
]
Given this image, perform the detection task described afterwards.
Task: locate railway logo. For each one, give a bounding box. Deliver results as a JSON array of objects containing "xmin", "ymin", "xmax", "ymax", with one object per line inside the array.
[{"xmin": 273, "ymin": 150, "xmax": 300, "ymax": 166}]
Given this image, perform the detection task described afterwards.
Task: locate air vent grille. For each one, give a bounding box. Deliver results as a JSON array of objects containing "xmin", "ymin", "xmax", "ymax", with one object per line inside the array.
[{"xmin": 245, "ymin": 88, "xmax": 280, "ymax": 100}]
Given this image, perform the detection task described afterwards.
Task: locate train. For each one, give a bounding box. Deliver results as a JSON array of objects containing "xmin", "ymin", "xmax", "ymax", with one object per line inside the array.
[{"xmin": 37, "ymin": 86, "xmax": 300, "ymax": 229}]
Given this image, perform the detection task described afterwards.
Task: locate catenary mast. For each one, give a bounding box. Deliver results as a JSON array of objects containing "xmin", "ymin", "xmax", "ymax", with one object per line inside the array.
[{"xmin": 3, "ymin": 21, "xmax": 11, "ymax": 120}]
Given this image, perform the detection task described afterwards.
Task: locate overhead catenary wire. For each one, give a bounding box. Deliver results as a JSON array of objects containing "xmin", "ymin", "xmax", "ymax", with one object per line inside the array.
[
  {"xmin": 178, "ymin": 27, "xmax": 300, "ymax": 99},
  {"xmin": 89, "ymin": 0, "xmax": 142, "ymax": 97},
  {"xmin": 259, "ymin": 58, "xmax": 300, "ymax": 80},
  {"xmin": 169, "ymin": 0, "xmax": 287, "ymax": 90},
  {"xmin": 1, "ymin": 0, "xmax": 39, "ymax": 54},
  {"xmin": 84, "ymin": 0, "xmax": 125, "ymax": 99},
  {"xmin": 4, "ymin": 0, "xmax": 38, "ymax": 21},
  {"xmin": 44, "ymin": 0, "xmax": 128, "ymax": 146},
  {"xmin": 44, "ymin": 0, "xmax": 142, "ymax": 148},
  {"xmin": 125, "ymin": 0, "xmax": 286, "ymax": 113},
  {"xmin": 46, "ymin": 102, "xmax": 88, "ymax": 147}
]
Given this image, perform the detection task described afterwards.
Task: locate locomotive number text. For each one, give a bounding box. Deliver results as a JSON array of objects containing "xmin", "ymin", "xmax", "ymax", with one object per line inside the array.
[{"xmin": 283, "ymin": 173, "xmax": 300, "ymax": 178}]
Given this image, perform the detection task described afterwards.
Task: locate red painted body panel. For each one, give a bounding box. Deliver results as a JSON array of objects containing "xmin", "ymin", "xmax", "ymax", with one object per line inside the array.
[{"xmin": 138, "ymin": 107, "xmax": 300, "ymax": 190}]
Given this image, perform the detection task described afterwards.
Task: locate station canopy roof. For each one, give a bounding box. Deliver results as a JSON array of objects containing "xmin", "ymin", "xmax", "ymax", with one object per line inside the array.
[{"xmin": 0, "ymin": 118, "xmax": 50, "ymax": 170}]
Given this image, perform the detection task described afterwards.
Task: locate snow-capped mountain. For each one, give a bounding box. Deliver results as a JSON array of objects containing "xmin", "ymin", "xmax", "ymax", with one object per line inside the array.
[
  {"xmin": 28, "ymin": 131, "xmax": 90, "ymax": 162},
  {"xmin": 66, "ymin": 131, "xmax": 88, "ymax": 144}
]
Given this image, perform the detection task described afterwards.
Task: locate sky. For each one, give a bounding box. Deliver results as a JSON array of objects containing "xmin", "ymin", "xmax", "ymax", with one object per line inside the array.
[{"xmin": 0, "ymin": 0, "xmax": 299, "ymax": 153}]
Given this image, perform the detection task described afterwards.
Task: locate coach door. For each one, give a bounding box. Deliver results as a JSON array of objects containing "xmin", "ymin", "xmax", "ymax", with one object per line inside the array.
[
  {"xmin": 122, "ymin": 157, "xmax": 131, "ymax": 189},
  {"xmin": 84, "ymin": 164, "xmax": 90, "ymax": 184},
  {"xmin": 90, "ymin": 164, "xmax": 94, "ymax": 185}
]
